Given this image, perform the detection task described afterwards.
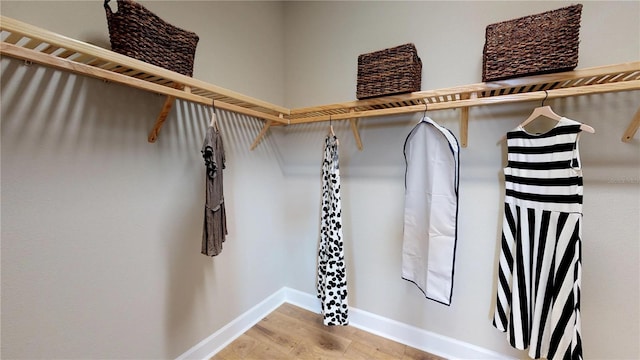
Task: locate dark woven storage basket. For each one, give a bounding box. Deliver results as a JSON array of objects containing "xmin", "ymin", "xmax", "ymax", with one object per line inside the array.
[
  {"xmin": 482, "ymin": 4, "xmax": 582, "ymax": 82},
  {"xmin": 357, "ymin": 43, "xmax": 422, "ymax": 99},
  {"xmin": 104, "ymin": 0, "xmax": 199, "ymax": 77}
]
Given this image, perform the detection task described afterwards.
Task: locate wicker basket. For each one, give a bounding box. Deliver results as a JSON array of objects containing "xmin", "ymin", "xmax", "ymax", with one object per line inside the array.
[
  {"xmin": 357, "ymin": 43, "xmax": 422, "ymax": 99},
  {"xmin": 482, "ymin": 4, "xmax": 582, "ymax": 82},
  {"xmin": 104, "ymin": 0, "xmax": 199, "ymax": 77}
]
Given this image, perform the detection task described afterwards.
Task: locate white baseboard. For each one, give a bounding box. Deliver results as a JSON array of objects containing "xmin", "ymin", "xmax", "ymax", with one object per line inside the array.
[
  {"xmin": 347, "ymin": 307, "xmax": 515, "ymax": 359},
  {"xmin": 176, "ymin": 287, "xmax": 514, "ymax": 360},
  {"xmin": 175, "ymin": 288, "xmax": 287, "ymax": 360},
  {"xmin": 281, "ymin": 286, "xmax": 322, "ymax": 313}
]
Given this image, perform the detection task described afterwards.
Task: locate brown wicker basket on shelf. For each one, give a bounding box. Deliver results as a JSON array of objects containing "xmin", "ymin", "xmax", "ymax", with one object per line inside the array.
[
  {"xmin": 482, "ymin": 4, "xmax": 582, "ymax": 82},
  {"xmin": 357, "ymin": 43, "xmax": 422, "ymax": 99},
  {"xmin": 104, "ymin": 0, "xmax": 199, "ymax": 77}
]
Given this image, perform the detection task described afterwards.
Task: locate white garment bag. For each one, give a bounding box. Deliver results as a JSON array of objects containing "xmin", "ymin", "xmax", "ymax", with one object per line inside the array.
[{"xmin": 402, "ymin": 116, "xmax": 459, "ymax": 305}]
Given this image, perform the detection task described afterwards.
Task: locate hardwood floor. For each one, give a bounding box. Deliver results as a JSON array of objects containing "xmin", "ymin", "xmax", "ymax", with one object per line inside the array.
[{"xmin": 211, "ymin": 303, "xmax": 445, "ymax": 360}]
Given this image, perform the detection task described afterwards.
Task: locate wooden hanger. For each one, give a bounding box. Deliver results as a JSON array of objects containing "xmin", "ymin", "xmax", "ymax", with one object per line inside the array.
[
  {"xmin": 499, "ymin": 93, "xmax": 595, "ymax": 143},
  {"xmin": 329, "ymin": 115, "xmax": 335, "ymax": 136},
  {"xmin": 521, "ymin": 105, "xmax": 562, "ymax": 125},
  {"xmin": 520, "ymin": 91, "xmax": 594, "ymax": 133},
  {"xmin": 519, "ymin": 104, "xmax": 595, "ymax": 133},
  {"xmin": 210, "ymin": 101, "xmax": 220, "ymax": 131},
  {"xmin": 210, "ymin": 112, "xmax": 218, "ymax": 129},
  {"xmin": 328, "ymin": 115, "xmax": 339, "ymax": 145}
]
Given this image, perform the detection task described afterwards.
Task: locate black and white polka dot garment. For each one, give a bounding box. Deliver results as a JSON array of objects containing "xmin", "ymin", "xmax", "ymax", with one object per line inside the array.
[{"xmin": 316, "ymin": 134, "xmax": 348, "ymax": 326}]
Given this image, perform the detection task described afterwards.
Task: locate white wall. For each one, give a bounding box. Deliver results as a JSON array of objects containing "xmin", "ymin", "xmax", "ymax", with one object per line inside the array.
[
  {"xmin": 1, "ymin": 1, "xmax": 287, "ymax": 359},
  {"xmin": 1, "ymin": 1, "xmax": 639, "ymax": 360},
  {"xmin": 280, "ymin": 1, "xmax": 640, "ymax": 359}
]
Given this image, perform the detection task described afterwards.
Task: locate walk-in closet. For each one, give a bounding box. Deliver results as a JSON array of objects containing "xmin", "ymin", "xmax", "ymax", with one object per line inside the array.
[{"xmin": 1, "ymin": 1, "xmax": 638, "ymax": 359}]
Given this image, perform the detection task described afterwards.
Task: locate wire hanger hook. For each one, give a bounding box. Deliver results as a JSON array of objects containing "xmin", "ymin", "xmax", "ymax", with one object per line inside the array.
[{"xmin": 542, "ymin": 90, "xmax": 549, "ymax": 106}]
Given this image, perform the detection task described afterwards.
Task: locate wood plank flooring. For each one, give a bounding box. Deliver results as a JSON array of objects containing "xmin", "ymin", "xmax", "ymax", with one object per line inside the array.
[{"xmin": 211, "ymin": 303, "xmax": 445, "ymax": 360}]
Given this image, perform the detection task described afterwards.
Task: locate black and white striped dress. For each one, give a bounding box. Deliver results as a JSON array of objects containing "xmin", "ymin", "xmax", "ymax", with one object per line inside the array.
[{"xmin": 494, "ymin": 117, "xmax": 584, "ymax": 360}]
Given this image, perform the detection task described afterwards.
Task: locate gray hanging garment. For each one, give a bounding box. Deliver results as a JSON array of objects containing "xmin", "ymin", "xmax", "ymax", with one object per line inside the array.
[
  {"xmin": 201, "ymin": 125, "xmax": 227, "ymax": 256},
  {"xmin": 402, "ymin": 116, "xmax": 459, "ymax": 305}
]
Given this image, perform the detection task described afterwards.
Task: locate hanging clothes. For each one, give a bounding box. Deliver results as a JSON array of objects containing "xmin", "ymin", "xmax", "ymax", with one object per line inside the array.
[
  {"xmin": 317, "ymin": 134, "xmax": 348, "ymax": 326},
  {"xmin": 201, "ymin": 125, "xmax": 227, "ymax": 256},
  {"xmin": 402, "ymin": 116, "xmax": 460, "ymax": 305},
  {"xmin": 493, "ymin": 117, "xmax": 584, "ymax": 360}
]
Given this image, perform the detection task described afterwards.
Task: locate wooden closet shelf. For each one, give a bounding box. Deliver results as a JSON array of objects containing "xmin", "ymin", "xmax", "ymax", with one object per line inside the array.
[
  {"xmin": 1, "ymin": 16, "xmax": 638, "ymax": 149},
  {"xmin": 0, "ymin": 16, "xmax": 289, "ymax": 130},
  {"xmin": 289, "ymin": 63, "xmax": 640, "ymax": 123}
]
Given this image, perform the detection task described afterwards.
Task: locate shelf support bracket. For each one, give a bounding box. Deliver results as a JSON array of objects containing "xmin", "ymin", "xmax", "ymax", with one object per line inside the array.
[
  {"xmin": 622, "ymin": 106, "xmax": 640, "ymax": 143},
  {"xmin": 250, "ymin": 114, "xmax": 282, "ymax": 150},
  {"xmin": 459, "ymin": 93, "xmax": 472, "ymax": 148},
  {"xmin": 148, "ymin": 83, "xmax": 185, "ymax": 143},
  {"xmin": 148, "ymin": 94, "xmax": 176, "ymax": 143},
  {"xmin": 349, "ymin": 109, "xmax": 363, "ymax": 150}
]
